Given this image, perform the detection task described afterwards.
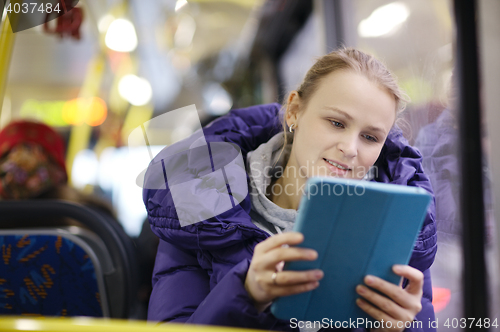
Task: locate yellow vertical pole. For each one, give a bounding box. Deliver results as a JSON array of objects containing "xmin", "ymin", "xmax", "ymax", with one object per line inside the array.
[
  {"xmin": 65, "ymin": 54, "xmax": 105, "ymax": 183},
  {"xmin": 0, "ymin": 9, "xmax": 18, "ymax": 120}
]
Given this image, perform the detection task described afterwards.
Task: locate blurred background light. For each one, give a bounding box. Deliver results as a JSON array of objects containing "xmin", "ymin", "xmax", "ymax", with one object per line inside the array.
[
  {"xmin": 96, "ymin": 146, "xmax": 163, "ymax": 236},
  {"xmin": 97, "ymin": 147, "xmax": 117, "ymax": 192},
  {"xmin": 174, "ymin": 15, "xmax": 196, "ymax": 49},
  {"xmin": 85, "ymin": 97, "xmax": 108, "ymax": 126},
  {"xmin": 358, "ymin": 2, "xmax": 410, "ymax": 38},
  {"xmin": 118, "ymin": 75, "xmax": 153, "ymax": 106},
  {"xmin": 98, "ymin": 14, "xmax": 114, "ymax": 33},
  {"xmin": 19, "ymin": 98, "xmax": 107, "ymax": 127},
  {"xmin": 105, "ymin": 18, "xmax": 138, "ymax": 52},
  {"xmin": 175, "ymin": 0, "xmax": 188, "ymax": 12},
  {"xmin": 20, "ymin": 99, "xmax": 66, "ymax": 127},
  {"xmin": 202, "ymin": 82, "xmax": 233, "ymax": 116},
  {"xmin": 71, "ymin": 149, "xmax": 99, "ymax": 190},
  {"xmin": 61, "ymin": 97, "xmax": 108, "ymax": 126}
]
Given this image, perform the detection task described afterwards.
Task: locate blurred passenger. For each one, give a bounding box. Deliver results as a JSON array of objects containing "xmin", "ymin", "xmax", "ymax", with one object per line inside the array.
[
  {"xmin": 0, "ymin": 120, "xmax": 115, "ymax": 224},
  {"xmin": 415, "ymin": 106, "xmax": 496, "ymax": 324},
  {"xmin": 0, "ymin": 120, "xmax": 67, "ymax": 199},
  {"xmin": 145, "ymin": 48, "xmax": 437, "ymax": 331}
]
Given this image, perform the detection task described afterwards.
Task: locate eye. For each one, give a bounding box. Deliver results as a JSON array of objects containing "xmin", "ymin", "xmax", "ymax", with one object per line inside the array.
[
  {"xmin": 362, "ymin": 134, "xmax": 378, "ymax": 142},
  {"xmin": 330, "ymin": 120, "xmax": 344, "ymax": 128}
]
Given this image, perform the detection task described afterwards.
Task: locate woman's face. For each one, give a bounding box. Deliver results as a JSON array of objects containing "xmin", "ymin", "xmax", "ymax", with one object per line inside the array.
[{"xmin": 286, "ymin": 70, "xmax": 396, "ymax": 180}]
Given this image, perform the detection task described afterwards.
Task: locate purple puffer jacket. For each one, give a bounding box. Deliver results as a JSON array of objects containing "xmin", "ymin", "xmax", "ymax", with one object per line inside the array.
[{"xmin": 144, "ymin": 103, "xmax": 437, "ymax": 331}]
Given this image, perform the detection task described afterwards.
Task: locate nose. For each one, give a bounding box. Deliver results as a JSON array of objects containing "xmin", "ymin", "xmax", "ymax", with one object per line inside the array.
[{"xmin": 337, "ymin": 134, "xmax": 358, "ymax": 158}]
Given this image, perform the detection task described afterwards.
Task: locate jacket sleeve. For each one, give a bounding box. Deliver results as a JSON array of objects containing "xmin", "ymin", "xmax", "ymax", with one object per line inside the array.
[{"xmin": 148, "ymin": 239, "xmax": 295, "ymax": 331}]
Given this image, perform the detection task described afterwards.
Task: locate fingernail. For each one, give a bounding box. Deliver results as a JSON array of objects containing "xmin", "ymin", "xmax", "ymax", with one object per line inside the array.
[
  {"xmin": 356, "ymin": 285, "xmax": 366, "ymax": 294},
  {"xmin": 393, "ymin": 265, "xmax": 403, "ymax": 273},
  {"xmin": 309, "ymin": 281, "xmax": 319, "ymax": 290},
  {"xmin": 314, "ymin": 270, "xmax": 324, "ymax": 279},
  {"xmin": 365, "ymin": 275, "xmax": 375, "ymax": 285},
  {"xmin": 309, "ymin": 250, "xmax": 318, "ymax": 259},
  {"xmin": 356, "ymin": 298, "xmax": 365, "ymax": 306}
]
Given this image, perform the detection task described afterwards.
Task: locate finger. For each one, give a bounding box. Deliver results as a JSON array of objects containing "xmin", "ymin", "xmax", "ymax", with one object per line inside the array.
[
  {"xmin": 263, "ymin": 246, "xmax": 317, "ymax": 269},
  {"xmin": 392, "ymin": 265, "xmax": 424, "ymax": 295},
  {"xmin": 273, "ymin": 269, "xmax": 323, "ymax": 286},
  {"xmin": 356, "ymin": 285, "xmax": 412, "ymax": 320},
  {"xmin": 272, "ymin": 281, "xmax": 320, "ymax": 298},
  {"xmin": 276, "ymin": 260, "xmax": 285, "ymax": 272},
  {"xmin": 363, "ymin": 275, "xmax": 422, "ymax": 312},
  {"xmin": 254, "ymin": 232, "xmax": 304, "ymax": 254},
  {"xmin": 356, "ymin": 298, "xmax": 401, "ymax": 325}
]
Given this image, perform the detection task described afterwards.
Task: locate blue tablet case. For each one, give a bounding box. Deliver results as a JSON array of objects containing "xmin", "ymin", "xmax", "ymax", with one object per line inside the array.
[{"xmin": 270, "ymin": 177, "xmax": 432, "ymax": 323}]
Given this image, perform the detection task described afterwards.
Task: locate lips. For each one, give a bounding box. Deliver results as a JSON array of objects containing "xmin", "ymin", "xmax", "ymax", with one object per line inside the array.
[{"xmin": 323, "ymin": 158, "xmax": 351, "ymax": 171}]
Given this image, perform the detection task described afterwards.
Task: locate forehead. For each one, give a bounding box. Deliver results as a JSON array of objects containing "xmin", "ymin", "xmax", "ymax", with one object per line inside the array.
[{"xmin": 305, "ymin": 70, "xmax": 396, "ymax": 131}]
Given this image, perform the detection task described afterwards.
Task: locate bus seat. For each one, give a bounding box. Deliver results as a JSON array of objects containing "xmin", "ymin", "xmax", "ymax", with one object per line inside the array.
[
  {"xmin": 0, "ymin": 200, "xmax": 139, "ymax": 319},
  {"xmin": 0, "ymin": 229, "xmax": 108, "ymax": 317}
]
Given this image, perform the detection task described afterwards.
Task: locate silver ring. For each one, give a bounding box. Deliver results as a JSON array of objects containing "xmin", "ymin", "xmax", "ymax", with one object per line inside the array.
[
  {"xmin": 289, "ymin": 124, "xmax": 295, "ymax": 133},
  {"xmin": 271, "ymin": 272, "xmax": 278, "ymax": 285}
]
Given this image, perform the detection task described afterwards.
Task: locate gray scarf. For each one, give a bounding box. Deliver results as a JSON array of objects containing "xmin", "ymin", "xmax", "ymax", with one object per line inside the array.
[{"xmin": 247, "ymin": 132, "xmax": 297, "ymax": 234}]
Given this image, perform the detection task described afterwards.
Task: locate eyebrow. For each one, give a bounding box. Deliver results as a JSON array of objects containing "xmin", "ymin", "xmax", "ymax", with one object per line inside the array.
[
  {"xmin": 323, "ymin": 106, "xmax": 388, "ymax": 136},
  {"xmin": 324, "ymin": 106, "xmax": 353, "ymax": 121}
]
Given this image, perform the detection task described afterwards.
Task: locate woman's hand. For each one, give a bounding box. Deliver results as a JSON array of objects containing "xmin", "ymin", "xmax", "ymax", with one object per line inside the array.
[
  {"xmin": 245, "ymin": 232, "xmax": 323, "ymax": 312},
  {"xmin": 356, "ymin": 265, "xmax": 424, "ymax": 332}
]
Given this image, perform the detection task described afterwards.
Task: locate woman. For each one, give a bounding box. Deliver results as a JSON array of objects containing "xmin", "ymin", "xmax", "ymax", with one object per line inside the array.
[
  {"xmin": 0, "ymin": 120, "xmax": 115, "ymax": 221},
  {"xmin": 0, "ymin": 120, "xmax": 67, "ymax": 200},
  {"xmin": 144, "ymin": 48, "xmax": 437, "ymax": 331}
]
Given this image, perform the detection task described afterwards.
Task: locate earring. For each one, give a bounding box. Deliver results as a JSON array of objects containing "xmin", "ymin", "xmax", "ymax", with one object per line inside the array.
[{"xmin": 289, "ymin": 124, "xmax": 295, "ymax": 133}]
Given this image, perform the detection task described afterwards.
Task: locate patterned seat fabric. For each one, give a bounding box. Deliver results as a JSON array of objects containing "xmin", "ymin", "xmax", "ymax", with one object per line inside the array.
[{"xmin": 0, "ymin": 234, "xmax": 103, "ymax": 316}]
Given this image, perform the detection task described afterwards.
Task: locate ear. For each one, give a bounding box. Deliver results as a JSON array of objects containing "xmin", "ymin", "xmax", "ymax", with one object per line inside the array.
[{"xmin": 285, "ymin": 91, "xmax": 301, "ymax": 127}]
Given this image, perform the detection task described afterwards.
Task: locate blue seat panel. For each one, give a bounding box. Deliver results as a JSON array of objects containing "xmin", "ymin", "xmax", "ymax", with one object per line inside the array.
[{"xmin": 0, "ymin": 234, "xmax": 103, "ymax": 317}]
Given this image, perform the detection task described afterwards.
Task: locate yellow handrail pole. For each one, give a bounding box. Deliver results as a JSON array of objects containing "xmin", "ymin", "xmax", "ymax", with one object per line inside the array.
[
  {"xmin": 0, "ymin": 7, "xmax": 19, "ymax": 121},
  {"xmin": 65, "ymin": 54, "xmax": 105, "ymax": 183}
]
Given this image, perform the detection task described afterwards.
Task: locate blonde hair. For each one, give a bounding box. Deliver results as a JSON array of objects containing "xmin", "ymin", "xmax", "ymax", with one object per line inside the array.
[{"xmin": 281, "ymin": 47, "xmax": 409, "ymax": 134}]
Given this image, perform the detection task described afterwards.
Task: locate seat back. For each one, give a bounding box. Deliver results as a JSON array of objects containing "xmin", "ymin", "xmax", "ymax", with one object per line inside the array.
[
  {"xmin": 0, "ymin": 229, "xmax": 108, "ymax": 317},
  {"xmin": 0, "ymin": 200, "xmax": 139, "ymax": 318}
]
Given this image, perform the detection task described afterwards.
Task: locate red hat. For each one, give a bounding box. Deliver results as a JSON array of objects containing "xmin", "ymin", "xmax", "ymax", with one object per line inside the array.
[{"xmin": 0, "ymin": 120, "xmax": 67, "ymax": 178}]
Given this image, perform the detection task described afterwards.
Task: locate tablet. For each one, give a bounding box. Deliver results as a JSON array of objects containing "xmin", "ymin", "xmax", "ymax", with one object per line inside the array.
[{"xmin": 270, "ymin": 177, "xmax": 432, "ymax": 323}]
